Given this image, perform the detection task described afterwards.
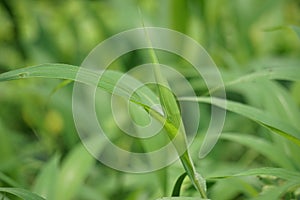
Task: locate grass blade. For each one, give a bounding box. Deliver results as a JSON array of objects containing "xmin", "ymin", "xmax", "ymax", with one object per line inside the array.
[
  {"xmin": 0, "ymin": 63, "xmax": 157, "ymax": 110},
  {"xmin": 220, "ymin": 133, "xmax": 295, "ymax": 169},
  {"xmin": 252, "ymin": 181, "xmax": 299, "ymax": 200},
  {"xmin": 290, "ymin": 25, "xmax": 300, "ymax": 39},
  {"xmin": 208, "ymin": 66, "xmax": 300, "ymax": 94},
  {"xmin": 54, "ymin": 143, "xmax": 95, "ymax": 200},
  {"xmin": 208, "ymin": 167, "xmax": 300, "ymax": 199},
  {"xmin": 179, "ymin": 97, "xmax": 300, "ymax": 147},
  {"xmin": 0, "ymin": 187, "xmax": 45, "ymax": 200},
  {"xmin": 234, "ymin": 168, "xmax": 300, "ymax": 181},
  {"xmin": 157, "ymin": 198, "xmax": 208, "ymax": 200},
  {"xmin": 143, "ymin": 28, "xmax": 207, "ymax": 198},
  {"xmin": 32, "ymin": 155, "xmax": 59, "ymax": 199},
  {"xmin": 172, "ymin": 172, "xmax": 187, "ymax": 197},
  {"xmin": 0, "ymin": 172, "xmax": 21, "ymax": 188}
]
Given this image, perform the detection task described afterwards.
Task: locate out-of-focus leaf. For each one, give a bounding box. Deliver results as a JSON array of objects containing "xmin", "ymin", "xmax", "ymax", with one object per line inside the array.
[
  {"xmin": 0, "ymin": 187, "xmax": 45, "ymax": 200},
  {"xmin": 208, "ymin": 167, "xmax": 300, "ymax": 199},
  {"xmin": 290, "ymin": 25, "xmax": 300, "ymax": 39},
  {"xmin": 156, "ymin": 198, "xmax": 208, "ymax": 200},
  {"xmin": 53, "ymin": 143, "xmax": 95, "ymax": 200},
  {"xmin": 209, "ymin": 66, "xmax": 300, "ymax": 94},
  {"xmin": 179, "ymin": 97, "xmax": 300, "ymax": 147},
  {"xmin": 220, "ymin": 133, "xmax": 295, "ymax": 169},
  {"xmin": 252, "ymin": 181, "xmax": 299, "ymax": 200},
  {"xmin": 208, "ymin": 167, "xmax": 300, "ymax": 182},
  {"xmin": 0, "ymin": 172, "xmax": 21, "ymax": 188},
  {"xmin": 32, "ymin": 155, "xmax": 59, "ymax": 199}
]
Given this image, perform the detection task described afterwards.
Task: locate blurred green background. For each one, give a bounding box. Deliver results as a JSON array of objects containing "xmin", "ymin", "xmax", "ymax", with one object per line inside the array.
[{"xmin": 0, "ymin": 0, "xmax": 300, "ymax": 199}]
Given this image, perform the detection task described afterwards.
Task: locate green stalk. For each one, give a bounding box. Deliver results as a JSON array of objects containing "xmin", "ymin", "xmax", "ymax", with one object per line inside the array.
[
  {"xmin": 142, "ymin": 27, "xmax": 207, "ymax": 198},
  {"xmin": 146, "ymin": 107, "xmax": 207, "ymax": 198}
]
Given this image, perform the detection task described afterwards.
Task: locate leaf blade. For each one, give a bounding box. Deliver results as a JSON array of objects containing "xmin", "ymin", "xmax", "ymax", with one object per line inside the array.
[
  {"xmin": 179, "ymin": 97, "xmax": 300, "ymax": 146},
  {"xmin": 0, "ymin": 187, "xmax": 45, "ymax": 200}
]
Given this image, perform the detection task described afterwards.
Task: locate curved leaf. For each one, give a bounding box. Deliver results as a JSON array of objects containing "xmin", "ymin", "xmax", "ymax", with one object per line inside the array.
[
  {"xmin": 178, "ymin": 97, "xmax": 300, "ymax": 147},
  {"xmin": 208, "ymin": 167, "xmax": 300, "ymax": 182},
  {"xmin": 172, "ymin": 172, "xmax": 187, "ymax": 197},
  {"xmin": 0, "ymin": 63, "xmax": 157, "ymax": 110},
  {"xmin": 220, "ymin": 133, "xmax": 295, "ymax": 169},
  {"xmin": 0, "ymin": 187, "xmax": 45, "ymax": 200},
  {"xmin": 209, "ymin": 66, "xmax": 300, "ymax": 94}
]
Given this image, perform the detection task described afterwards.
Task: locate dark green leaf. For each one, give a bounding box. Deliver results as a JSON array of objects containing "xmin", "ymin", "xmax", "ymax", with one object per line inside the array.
[{"xmin": 172, "ymin": 172, "xmax": 187, "ymax": 197}]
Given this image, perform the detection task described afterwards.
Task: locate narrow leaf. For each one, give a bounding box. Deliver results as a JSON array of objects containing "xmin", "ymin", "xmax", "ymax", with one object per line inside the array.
[
  {"xmin": 290, "ymin": 25, "xmax": 300, "ymax": 39},
  {"xmin": 209, "ymin": 66, "xmax": 300, "ymax": 94},
  {"xmin": 32, "ymin": 155, "xmax": 60, "ymax": 199},
  {"xmin": 143, "ymin": 27, "xmax": 207, "ymax": 198},
  {"xmin": 252, "ymin": 181, "xmax": 299, "ymax": 200},
  {"xmin": 54, "ymin": 144, "xmax": 95, "ymax": 200},
  {"xmin": 172, "ymin": 172, "xmax": 187, "ymax": 197},
  {"xmin": 0, "ymin": 187, "xmax": 45, "ymax": 200},
  {"xmin": 220, "ymin": 133, "xmax": 295, "ymax": 169},
  {"xmin": 0, "ymin": 63, "xmax": 158, "ymax": 110},
  {"xmin": 208, "ymin": 167, "xmax": 300, "ymax": 182},
  {"xmin": 179, "ymin": 97, "xmax": 300, "ymax": 146},
  {"xmin": 0, "ymin": 172, "xmax": 21, "ymax": 188},
  {"xmin": 157, "ymin": 198, "xmax": 208, "ymax": 200}
]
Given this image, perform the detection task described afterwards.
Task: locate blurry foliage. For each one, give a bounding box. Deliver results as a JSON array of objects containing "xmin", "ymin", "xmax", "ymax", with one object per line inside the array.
[{"xmin": 0, "ymin": 0, "xmax": 300, "ymax": 199}]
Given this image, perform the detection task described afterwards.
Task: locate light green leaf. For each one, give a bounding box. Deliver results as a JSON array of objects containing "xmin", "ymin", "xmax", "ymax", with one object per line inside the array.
[
  {"xmin": 0, "ymin": 63, "xmax": 156, "ymax": 109},
  {"xmin": 220, "ymin": 133, "xmax": 295, "ymax": 169},
  {"xmin": 54, "ymin": 143, "xmax": 95, "ymax": 200},
  {"xmin": 208, "ymin": 167, "xmax": 300, "ymax": 182},
  {"xmin": 209, "ymin": 66, "xmax": 300, "ymax": 94},
  {"xmin": 252, "ymin": 180, "xmax": 299, "ymax": 200},
  {"xmin": 157, "ymin": 198, "xmax": 208, "ymax": 200},
  {"xmin": 290, "ymin": 25, "xmax": 300, "ymax": 39},
  {"xmin": 32, "ymin": 155, "xmax": 59, "ymax": 199},
  {"xmin": 179, "ymin": 97, "xmax": 300, "ymax": 147},
  {"xmin": 0, "ymin": 187, "xmax": 45, "ymax": 200},
  {"xmin": 144, "ymin": 28, "xmax": 207, "ymax": 198},
  {"xmin": 208, "ymin": 167, "xmax": 300, "ymax": 199}
]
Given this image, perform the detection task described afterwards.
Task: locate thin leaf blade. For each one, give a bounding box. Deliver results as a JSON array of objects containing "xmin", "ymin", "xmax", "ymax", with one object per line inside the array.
[
  {"xmin": 179, "ymin": 97, "xmax": 300, "ymax": 146},
  {"xmin": 0, "ymin": 187, "xmax": 45, "ymax": 200}
]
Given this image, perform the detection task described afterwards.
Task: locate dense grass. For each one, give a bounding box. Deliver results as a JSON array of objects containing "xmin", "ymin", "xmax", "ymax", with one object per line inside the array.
[{"xmin": 0, "ymin": 0, "xmax": 300, "ymax": 199}]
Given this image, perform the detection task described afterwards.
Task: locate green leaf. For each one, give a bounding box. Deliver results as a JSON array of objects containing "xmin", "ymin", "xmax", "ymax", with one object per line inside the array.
[
  {"xmin": 0, "ymin": 187, "xmax": 45, "ymax": 200},
  {"xmin": 208, "ymin": 167, "xmax": 300, "ymax": 199},
  {"xmin": 172, "ymin": 172, "xmax": 187, "ymax": 197},
  {"xmin": 169, "ymin": 0, "xmax": 189, "ymax": 33},
  {"xmin": 156, "ymin": 197, "xmax": 209, "ymax": 200},
  {"xmin": 32, "ymin": 155, "xmax": 59, "ymax": 199},
  {"xmin": 179, "ymin": 97, "xmax": 300, "ymax": 147},
  {"xmin": 261, "ymin": 24, "xmax": 300, "ymax": 41},
  {"xmin": 290, "ymin": 25, "xmax": 300, "ymax": 39},
  {"xmin": 0, "ymin": 172, "xmax": 21, "ymax": 188},
  {"xmin": 208, "ymin": 167, "xmax": 300, "ymax": 182},
  {"xmin": 252, "ymin": 180, "xmax": 299, "ymax": 200},
  {"xmin": 0, "ymin": 63, "xmax": 156, "ymax": 109},
  {"xmin": 143, "ymin": 27, "xmax": 207, "ymax": 198},
  {"xmin": 209, "ymin": 66, "xmax": 300, "ymax": 94},
  {"xmin": 54, "ymin": 143, "xmax": 95, "ymax": 200},
  {"xmin": 220, "ymin": 133, "xmax": 295, "ymax": 169}
]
